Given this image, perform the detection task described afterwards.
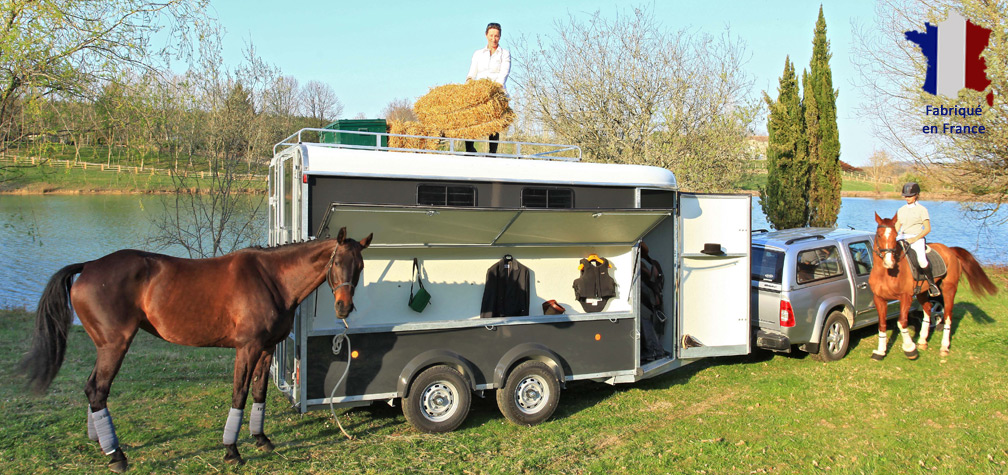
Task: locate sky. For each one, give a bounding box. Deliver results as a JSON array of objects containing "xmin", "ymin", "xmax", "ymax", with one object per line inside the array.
[{"xmin": 208, "ymin": 0, "xmax": 885, "ymax": 166}]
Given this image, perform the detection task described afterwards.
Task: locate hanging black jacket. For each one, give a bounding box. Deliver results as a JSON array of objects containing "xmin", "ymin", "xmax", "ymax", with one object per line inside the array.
[
  {"xmin": 480, "ymin": 256, "xmax": 530, "ymax": 318},
  {"xmin": 573, "ymin": 256, "xmax": 617, "ymax": 312}
]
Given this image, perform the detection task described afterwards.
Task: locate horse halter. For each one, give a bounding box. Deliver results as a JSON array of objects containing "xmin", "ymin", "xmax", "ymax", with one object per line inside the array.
[{"xmin": 325, "ymin": 245, "xmax": 355, "ymax": 293}]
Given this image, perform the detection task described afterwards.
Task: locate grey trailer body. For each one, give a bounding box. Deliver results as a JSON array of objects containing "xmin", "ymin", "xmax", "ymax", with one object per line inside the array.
[{"xmin": 268, "ymin": 129, "xmax": 751, "ymax": 429}]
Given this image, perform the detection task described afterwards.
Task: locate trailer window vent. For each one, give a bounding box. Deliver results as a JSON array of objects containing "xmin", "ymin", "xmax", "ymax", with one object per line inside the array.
[
  {"xmin": 522, "ymin": 188, "xmax": 574, "ymax": 208},
  {"xmin": 417, "ymin": 184, "xmax": 476, "ymax": 207}
]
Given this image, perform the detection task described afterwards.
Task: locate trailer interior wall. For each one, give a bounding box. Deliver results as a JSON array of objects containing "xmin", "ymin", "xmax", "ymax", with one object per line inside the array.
[{"xmin": 307, "ymin": 246, "xmax": 636, "ymax": 331}]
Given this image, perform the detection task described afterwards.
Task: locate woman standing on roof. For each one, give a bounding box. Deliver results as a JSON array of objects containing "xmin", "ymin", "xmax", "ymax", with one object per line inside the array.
[
  {"xmin": 465, "ymin": 22, "xmax": 510, "ymax": 154},
  {"xmin": 896, "ymin": 182, "xmax": 941, "ymax": 297}
]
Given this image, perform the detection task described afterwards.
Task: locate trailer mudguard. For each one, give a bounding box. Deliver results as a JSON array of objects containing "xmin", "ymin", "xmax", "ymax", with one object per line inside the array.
[
  {"xmin": 397, "ymin": 349, "xmax": 479, "ymax": 398},
  {"xmin": 493, "ymin": 343, "xmax": 567, "ymax": 388}
]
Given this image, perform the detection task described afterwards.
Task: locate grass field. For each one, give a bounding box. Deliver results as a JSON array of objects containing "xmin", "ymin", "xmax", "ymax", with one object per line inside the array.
[
  {"xmin": 0, "ymin": 160, "xmax": 267, "ymax": 193},
  {"xmin": 1, "ymin": 268, "xmax": 1006, "ymax": 474}
]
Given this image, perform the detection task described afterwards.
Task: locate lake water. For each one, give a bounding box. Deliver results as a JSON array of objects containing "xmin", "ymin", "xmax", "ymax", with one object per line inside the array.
[{"xmin": 0, "ymin": 194, "xmax": 1004, "ymax": 310}]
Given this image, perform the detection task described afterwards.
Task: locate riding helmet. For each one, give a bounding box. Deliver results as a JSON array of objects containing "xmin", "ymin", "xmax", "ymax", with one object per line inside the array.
[{"xmin": 901, "ymin": 182, "xmax": 920, "ymax": 197}]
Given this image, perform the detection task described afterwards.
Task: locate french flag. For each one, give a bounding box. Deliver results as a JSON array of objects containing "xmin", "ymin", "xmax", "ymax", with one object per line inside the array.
[{"xmin": 906, "ymin": 11, "xmax": 994, "ymax": 106}]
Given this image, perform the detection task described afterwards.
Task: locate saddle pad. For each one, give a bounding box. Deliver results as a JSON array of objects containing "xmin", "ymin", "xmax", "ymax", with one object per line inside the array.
[{"xmin": 910, "ymin": 247, "xmax": 947, "ymax": 281}]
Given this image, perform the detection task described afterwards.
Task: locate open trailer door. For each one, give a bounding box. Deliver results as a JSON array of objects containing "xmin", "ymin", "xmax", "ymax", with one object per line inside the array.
[{"xmin": 677, "ymin": 193, "xmax": 751, "ymax": 359}]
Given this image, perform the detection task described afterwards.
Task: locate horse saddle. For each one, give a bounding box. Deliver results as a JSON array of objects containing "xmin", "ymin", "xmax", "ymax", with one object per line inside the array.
[{"xmin": 908, "ymin": 246, "xmax": 947, "ymax": 281}]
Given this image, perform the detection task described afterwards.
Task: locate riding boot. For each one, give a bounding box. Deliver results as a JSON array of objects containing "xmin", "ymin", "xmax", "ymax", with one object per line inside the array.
[{"xmin": 922, "ymin": 266, "xmax": 941, "ymax": 297}]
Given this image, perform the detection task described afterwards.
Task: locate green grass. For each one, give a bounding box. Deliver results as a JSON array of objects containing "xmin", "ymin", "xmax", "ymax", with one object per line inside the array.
[
  {"xmin": 734, "ymin": 173, "xmax": 898, "ymax": 195},
  {"xmin": 0, "ymin": 161, "xmax": 266, "ymax": 193},
  {"xmin": 2, "ymin": 269, "xmax": 1007, "ymax": 473}
]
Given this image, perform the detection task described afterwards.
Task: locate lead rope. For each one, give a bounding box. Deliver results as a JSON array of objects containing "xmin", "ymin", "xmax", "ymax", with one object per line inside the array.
[{"xmin": 329, "ymin": 318, "xmax": 354, "ymax": 440}]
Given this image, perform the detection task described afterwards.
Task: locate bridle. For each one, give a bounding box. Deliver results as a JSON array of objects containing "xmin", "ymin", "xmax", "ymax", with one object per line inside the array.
[
  {"xmin": 874, "ymin": 225, "xmax": 904, "ymax": 260},
  {"xmin": 325, "ymin": 245, "xmax": 355, "ymax": 293}
]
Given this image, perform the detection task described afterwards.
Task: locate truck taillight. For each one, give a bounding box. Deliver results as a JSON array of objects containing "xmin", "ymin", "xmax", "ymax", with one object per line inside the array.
[{"xmin": 779, "ymin": 300, "xmax": 795, "ymax": 327}]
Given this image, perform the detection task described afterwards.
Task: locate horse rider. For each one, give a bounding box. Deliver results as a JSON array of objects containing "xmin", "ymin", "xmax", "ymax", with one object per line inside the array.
[{"xmin": 896, "ymin": 182, "xmax": 941, "ymax": 296}]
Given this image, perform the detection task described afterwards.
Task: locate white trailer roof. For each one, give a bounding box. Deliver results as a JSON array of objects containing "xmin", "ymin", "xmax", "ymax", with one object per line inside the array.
[{"xmin": 291, "ymin": 143, "xmax": 678, "ymax": 190}]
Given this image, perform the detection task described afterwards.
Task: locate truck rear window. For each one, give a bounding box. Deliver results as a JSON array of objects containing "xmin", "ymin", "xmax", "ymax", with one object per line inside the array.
[{"xmin": 751, "ymin": 247, "xmax": 784, "ymax": 284}]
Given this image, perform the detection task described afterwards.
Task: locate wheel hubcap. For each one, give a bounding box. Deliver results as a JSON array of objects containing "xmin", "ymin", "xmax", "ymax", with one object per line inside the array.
[
  {"xmin": 826, "ymin": 322, "xmax": 846, "ymax": 354},
  {"xmin": 514, "ymin": 375, "xmax": 549, "ymax": 414},
  {"xmin": 420, "ymin": 381, "xmax": 457, "ymax": 422}
]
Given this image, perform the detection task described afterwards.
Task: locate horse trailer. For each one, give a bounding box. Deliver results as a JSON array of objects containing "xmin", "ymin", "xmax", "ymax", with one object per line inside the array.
[{"xmin": 268, "ymin": 129, "xmax": 751, "ymax": 431}]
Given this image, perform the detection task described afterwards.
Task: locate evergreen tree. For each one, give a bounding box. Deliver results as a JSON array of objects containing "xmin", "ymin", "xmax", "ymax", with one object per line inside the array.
[
  {"xmin": 806, "ymin": 5, "xmax": 841, "ymax": 227},
  {"xmin": 802, "ymin": 69, "xmax": 824, "ymax": 226},
  {"xmin": 761, "ymin": 57, "xmax": 808, "ymax": 230}
]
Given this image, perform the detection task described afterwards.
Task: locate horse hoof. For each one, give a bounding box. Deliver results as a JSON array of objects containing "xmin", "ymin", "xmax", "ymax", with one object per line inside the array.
[
  {"xmin": 223, "ymin": 444, "xmax": 244, "ymax": 465},
  {"xmin": 917, "ymin": 343, "xmax": 928, "ymax": 351},
  {"xmin": 108, "ymin": 449, "xmax": 128, "ymax": 473},
  {"xmin": 871, "ymin": 352, "xmax": 885, "ymax": 361},
  {"xmin": 940, "ymin": 349, "xmax": 950, "ymax": 357},
  {"xmin": 254, "ymin": 434, "xmax": 275, "ymax": 452},
  {"xmin": 904, "ymin": 348, "xmax": 919, "ymax": 360}
]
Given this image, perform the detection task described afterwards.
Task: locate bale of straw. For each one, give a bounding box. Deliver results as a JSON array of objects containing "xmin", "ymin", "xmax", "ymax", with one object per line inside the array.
[
  {"xmin": 414, "ymin": 79, "xmax": 514, "ymax": 139},
  {"xmin": 387, "ymin": 120, "xmax": 440, "ymax": 150}
]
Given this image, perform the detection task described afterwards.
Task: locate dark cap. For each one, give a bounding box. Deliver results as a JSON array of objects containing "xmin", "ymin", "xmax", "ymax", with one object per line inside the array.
[{"xmin": 901, "ymin": 182, "xmax": 920, "ymax": 197}]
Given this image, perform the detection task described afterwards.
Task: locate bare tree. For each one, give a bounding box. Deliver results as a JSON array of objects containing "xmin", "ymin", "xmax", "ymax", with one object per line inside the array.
[
  {"xmin": 866, "ymin": 149, "xmax": 894, "ymax": 193},
  {"xmin": 853, "ymin": 0, "xmax": 1007, "ymax": 221},
  {"xmin": 301, "ymin": 80, "xmax": 343, "ymax": 127},
  {"xmin": 517, "ymin": 7, "xmax": 758, "ymax": 191},
  {"xmin": 382, "ymin": 97, "xmax": 418, "ymax": 122},
  {"xmin": 148, "ymin": 40, "xmax": 266, "ymax": 258}
]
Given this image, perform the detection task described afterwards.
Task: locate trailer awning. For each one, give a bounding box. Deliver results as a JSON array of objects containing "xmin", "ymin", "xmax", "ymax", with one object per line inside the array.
[{"xmin": 318, "ymin": 204, "xmax": 671, "ymax": 247}]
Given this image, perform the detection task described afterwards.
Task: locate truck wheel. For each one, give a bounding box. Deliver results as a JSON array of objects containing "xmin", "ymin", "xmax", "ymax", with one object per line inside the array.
[
  {"xmin": 812, "ymin": 311, "xmax": 850, "ymax": 362},
  {"xmin": 496, "ymin": 361, "xmax": 560, "ymax": 426},
  {"xmin": 402, "ymin": 365, "xmax": 471, "ymax": 433}
]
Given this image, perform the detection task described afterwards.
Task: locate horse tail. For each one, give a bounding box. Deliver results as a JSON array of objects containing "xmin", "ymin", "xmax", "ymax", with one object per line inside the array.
[
  {"xmin": 22, "ymin": 262, "xmax": 85, "ymax": 394},
  {"xmin": 950, "ymin": 247, "xmax": 999, "ymax": 298}
]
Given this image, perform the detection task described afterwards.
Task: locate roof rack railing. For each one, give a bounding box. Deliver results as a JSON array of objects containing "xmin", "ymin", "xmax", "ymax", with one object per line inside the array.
[
  {"xmin": 273, "ymin": 128, "xmax": 582, "ymax": 162},
  {"xmin": 784, "ymin": 235, "xmax": 826, "ymax": 245}
]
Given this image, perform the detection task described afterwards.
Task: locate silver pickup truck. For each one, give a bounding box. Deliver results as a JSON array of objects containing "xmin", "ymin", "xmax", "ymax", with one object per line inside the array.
[{"xmin": 750, "ymin": 228, "xmax": 908, "ymax": 362}]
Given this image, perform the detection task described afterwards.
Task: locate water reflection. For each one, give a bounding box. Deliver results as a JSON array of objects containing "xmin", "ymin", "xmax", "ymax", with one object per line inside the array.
[{"xmin": 0, "ymin": 195, "xmax": 265, "ymax": 309}]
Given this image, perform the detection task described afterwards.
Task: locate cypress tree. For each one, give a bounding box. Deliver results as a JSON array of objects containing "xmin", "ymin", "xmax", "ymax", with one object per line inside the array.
[
  {"xmin": 761, "ymin": 57, "xmax": 808, "ymax": 230},
  {"xmin": 806, "ymin": 5, "xmax": 841, "ymax": 227}
]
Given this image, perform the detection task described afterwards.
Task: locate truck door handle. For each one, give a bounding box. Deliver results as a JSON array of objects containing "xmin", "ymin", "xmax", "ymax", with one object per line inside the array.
[{"xmin": 858, "ymin": 283, "xmax": 869, "ymax": 290}]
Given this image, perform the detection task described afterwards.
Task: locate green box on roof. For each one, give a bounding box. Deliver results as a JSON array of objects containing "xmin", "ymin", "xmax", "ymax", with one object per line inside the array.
[{"xmin": 321, "ymin": 119, "xmax": 388, "ymax": 147}]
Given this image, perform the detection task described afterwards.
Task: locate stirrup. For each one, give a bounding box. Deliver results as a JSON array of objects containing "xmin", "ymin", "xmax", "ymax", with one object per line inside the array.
[{"xmin": 928, "ymin": 284, "xmax": 941, "ymax": 297}]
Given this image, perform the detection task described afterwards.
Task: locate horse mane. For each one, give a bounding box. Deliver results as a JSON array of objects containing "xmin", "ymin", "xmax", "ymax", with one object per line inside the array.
[{"xmin": 245, "ymin": 238, "xmax": 336, "ymax": 254}]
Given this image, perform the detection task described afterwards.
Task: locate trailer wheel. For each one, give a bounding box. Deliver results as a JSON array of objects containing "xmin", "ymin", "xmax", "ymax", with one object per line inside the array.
[
  {"xmin": 812, "ymin": 311, "xmax": 850, "ymax": 362},
  {"xmin": 402, "ymin": 365, "xmax": 471, "ymax": 433},
  {"xmin": 496, "ymin": 361, "xmax": 560, "ymax": 426}
]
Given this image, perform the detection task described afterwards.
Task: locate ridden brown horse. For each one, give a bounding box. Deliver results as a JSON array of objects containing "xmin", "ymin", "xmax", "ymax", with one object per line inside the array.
[
  {"xmin": 21, "ymin": 227, "xmax": 372, "ymax": 472},
  {"xmin": 869, "ymin": 213, "xmax": 996, "ymax": 360}
]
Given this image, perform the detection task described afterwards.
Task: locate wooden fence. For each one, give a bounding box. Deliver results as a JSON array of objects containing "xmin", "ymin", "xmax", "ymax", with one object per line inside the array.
[{"xmin": 0, "ymin": 154, "xmax": 265, "ymax": 181}]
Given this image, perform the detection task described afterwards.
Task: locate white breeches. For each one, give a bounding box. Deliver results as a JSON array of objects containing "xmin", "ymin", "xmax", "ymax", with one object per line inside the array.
[{"xmin": 899, "ymin": 234, "xmax": 928, "ymax": 268}]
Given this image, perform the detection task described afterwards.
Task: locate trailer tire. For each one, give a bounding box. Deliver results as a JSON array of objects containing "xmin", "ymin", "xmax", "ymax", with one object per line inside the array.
[
  {"xmin": 402, "ymin": 365, "xmax": 471, "ymax": 433},
  {"xmin": 496, "ymin": 361, "xmax": 560, "ymax": 426},
  {"xmin": 812, "ymin": 311, "xmax": 850, "ymax": 362}
]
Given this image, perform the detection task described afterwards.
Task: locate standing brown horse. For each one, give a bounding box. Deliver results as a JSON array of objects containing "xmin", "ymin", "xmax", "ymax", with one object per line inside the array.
[
  {"xmin": 21, "ymin": 227, "xmax": 372, "ymax": 472},
  {"xmin": 869, "ymin": 213, "xmax": 996, "ymax": 360}
]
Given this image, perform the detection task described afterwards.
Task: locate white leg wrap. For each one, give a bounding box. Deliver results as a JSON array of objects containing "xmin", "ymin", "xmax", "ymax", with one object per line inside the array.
[
  {"xmin": 918, "ymin": 315, "xmax": 931, "ymax": 345},
  {"xmin": 223, "ymin": 407, "xmax": 243, "ymax": 445},
  {"xmin": 87, "ymin": 407, "xmax": 98, "ymax": 441},
  {"xmin": 249, "ymin": 403, "xmax": 265, "ymax": 436},
  {"xmin": 874, "ymin": 332, "xmax": 887, "ymax": 355},
  {"xmin": 91, "ymin": 408, "xmax": 120, "ymax": 455},
  {"xmin": 898, "ymin": 322, "xmax": 915, "ymax": 352},
  {"xmin": 942, "ymin": 322, "xmax": 952, "ymax": 350}
]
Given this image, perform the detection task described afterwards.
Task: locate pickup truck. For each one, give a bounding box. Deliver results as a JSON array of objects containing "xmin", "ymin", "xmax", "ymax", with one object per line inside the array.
[{"xmin": 750, "ymin": 228, "xmax": 910, "ymax": 362}]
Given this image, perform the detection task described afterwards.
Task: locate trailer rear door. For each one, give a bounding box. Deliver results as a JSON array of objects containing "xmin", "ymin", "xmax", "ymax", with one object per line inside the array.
[{"xmin": 677, "ymin": 193, "xmax": 751, "ymax": 359}]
